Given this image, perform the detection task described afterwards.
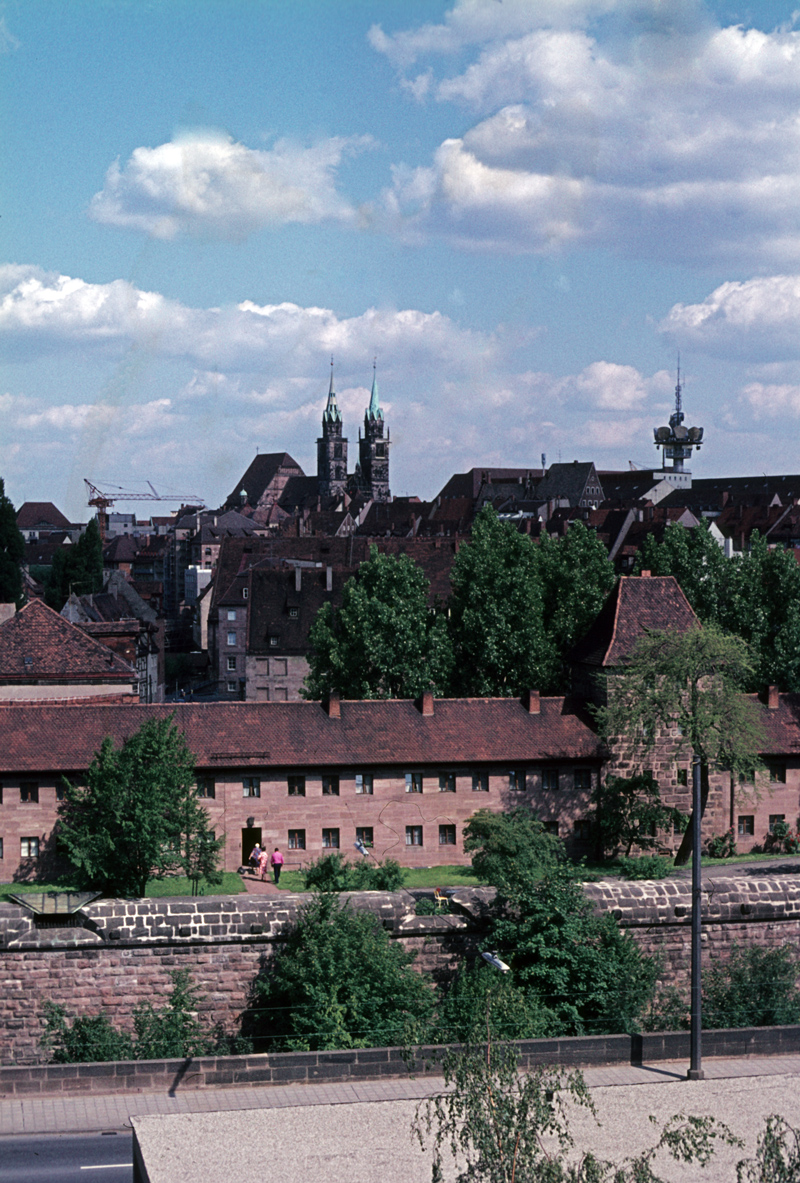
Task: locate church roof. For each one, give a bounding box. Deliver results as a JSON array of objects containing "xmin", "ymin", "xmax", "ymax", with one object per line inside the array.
[{"xmin": 224, "ymin": 453, "xmax": 305, "ymax": 510}]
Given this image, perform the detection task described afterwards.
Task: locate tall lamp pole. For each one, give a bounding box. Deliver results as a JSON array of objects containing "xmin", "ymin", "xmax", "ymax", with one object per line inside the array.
[{"xmin": 687, "ymin": 752, "xmax": 704, "ymax": 1080}]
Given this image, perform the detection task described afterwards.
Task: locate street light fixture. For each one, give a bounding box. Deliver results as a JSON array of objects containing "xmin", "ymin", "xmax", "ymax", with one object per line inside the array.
[{"xmin": 481, "ymin": 950, "xmax": 510, "ymax": 974}]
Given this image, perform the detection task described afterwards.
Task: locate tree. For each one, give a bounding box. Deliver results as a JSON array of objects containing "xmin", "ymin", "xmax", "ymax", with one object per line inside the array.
[
  {"xmin": 57, "ymin": 715, "xmax": 222, "ymax": 898},
  {"xmin": 303, "ymin": 546, "xmax": 452, "ymax": 699},
  {"xmin": 414, "ymin": 1037, "xmax": 739, "ymax": 1183},
  {"xmin": 591, "ymin": 772, "xmax": 687, "ymax": 858},
  {"xmin": 595, "ymin": 623, "xmax": 766, "ymax": 866},
  {"xmin": 463, "ymin": 808, "xmax": 564, "ymax": 895},
  {"xmin": 0, "ymin": 478, "xmax": 24, "ymax": 606},
  {"xmin": 537, "ymin": 521, "xmax": 617, "ymax": 691},
  {"xmin": 703, "ymin": 945, "xmax": 800, "ymax": 1030},
  {"xmin": 45, "ymin": 518, "xmax": 104, "ymax": 610},
  {"xmin": 447, "ymin": 507, "xmax": 556, "ymax": 696},
  {"xmin": 246, "ymin": 892, "xmax": 434, "ymax": 1051},
  {"xmin": 635, "ymin": 520, "xmax": 730, "ymax": 625}
]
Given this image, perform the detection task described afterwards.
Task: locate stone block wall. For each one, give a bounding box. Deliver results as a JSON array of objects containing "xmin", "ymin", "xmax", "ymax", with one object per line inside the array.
[{"xmin": 1, "ymin": 879, "xmax": 799, "ymax": 1066}]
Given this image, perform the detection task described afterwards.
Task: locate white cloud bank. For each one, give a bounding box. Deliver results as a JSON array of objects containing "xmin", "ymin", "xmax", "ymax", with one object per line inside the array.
[
  {"xmin": 661, "ymin": 275, "xmax": 800, "ymax": 361},
  {"xmin": 89, "ymin": 132, "xmax": 374, "ymax": 238},
  {"xmin": 373, "ymin": 4, "xmax": 800, "ymax": 266},
  {"xmin": 0, "ymin": 264, "xmax": 671, "ymax": 512}
]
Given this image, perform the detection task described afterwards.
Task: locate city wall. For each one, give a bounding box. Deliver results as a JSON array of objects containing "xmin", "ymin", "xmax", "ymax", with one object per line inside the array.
[{"xmin": 1, "ymin": 877, "xmax": 799, "ymax": 1066}]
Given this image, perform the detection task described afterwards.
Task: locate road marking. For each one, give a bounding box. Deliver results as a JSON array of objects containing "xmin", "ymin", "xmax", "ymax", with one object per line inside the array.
[{"xmin": 80, "ymin": 1165, "xmax": 131, "ymax": 1170}]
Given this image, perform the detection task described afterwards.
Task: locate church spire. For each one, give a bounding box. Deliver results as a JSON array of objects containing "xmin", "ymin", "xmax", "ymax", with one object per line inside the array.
[
  {"xmin": 367, "ymin": 358, "xmax": 382, "ymax": 421},
  {"xmin": 323, "ymin": 357, "xmax": 342, "ymax": 424}
]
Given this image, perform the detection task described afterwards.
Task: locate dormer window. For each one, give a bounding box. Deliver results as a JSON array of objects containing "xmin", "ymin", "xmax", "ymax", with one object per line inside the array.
[{"xmin": 289, "ymin": 607, "xmax": 299, "ymax": 619}]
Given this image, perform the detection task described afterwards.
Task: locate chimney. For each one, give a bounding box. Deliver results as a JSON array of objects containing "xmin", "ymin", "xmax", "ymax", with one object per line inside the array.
[
  {"xmin": 419, "ymin": 689, "xmax": 434, "ymax": 716},
  {"xmin": 768, "ymin": 684, "xmax": 779, "ymax": 710},
  {"xmin": 524, "ymin": 689, "xmax": 540, "ymax": 714},
  {"xmin": 295, "ymin": 567, "xmax": 302, "ymax": 592},
  {"xmin": 326, "ymin": 565, "xmax": 333, "ymax": 592},
  {"xmin": 640, "ymin": 570, "xmax": 651, "ymax": 578},
  {"xmin": 326, "ymin": 690, "xmax": 341, "ymax": 718}
]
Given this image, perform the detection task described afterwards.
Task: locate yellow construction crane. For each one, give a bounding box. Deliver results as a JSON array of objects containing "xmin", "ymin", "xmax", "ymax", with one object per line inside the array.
[{"xmin": 84, "ymin": 480, "xmax": 205, "ymax": 541}]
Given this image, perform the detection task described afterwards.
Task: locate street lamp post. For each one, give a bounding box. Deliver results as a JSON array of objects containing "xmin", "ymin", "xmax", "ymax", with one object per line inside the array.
[{"xmin": 687, "ymin": 752, "xmax": 704, "ymax": 1080}]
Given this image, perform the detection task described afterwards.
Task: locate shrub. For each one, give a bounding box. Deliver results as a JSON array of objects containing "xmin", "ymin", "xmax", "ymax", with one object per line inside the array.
[
  {"xmin": 302, "ymin": 852, "xmax": 405, "ymax": 892},
  {"xmin": 703, "ymin": 944, "xmax": 800, "ymax": 1029},
  {"xmin": 42, "ymin": 1003, "xmax": 134, "ymax": 1063},
  {"xmin": 617, "ymin": 855, "xmax": 673, "ymax": 879},
  {"xmin": 765, "ymin": 820, "xmax": 800, "ymax": 855},
  {"xmin": 707, "ymin": 829, "xmax": 737, "ymax": 858},
  {"xmin": 414, "ymin": 896, "xmax": 438, "ymax": 915}
]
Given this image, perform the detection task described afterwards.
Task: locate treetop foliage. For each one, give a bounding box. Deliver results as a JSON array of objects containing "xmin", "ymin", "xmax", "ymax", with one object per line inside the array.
[
  {"xmin": 45, "ymin": 517, "xmax": 104, "ymax": 611},
  {"xmin": 591, "ymin": 772, "xmax": 687, "ymax": 858},
  {"xmin": 0, "ymin": 477, "xmax": 24, "ymax": 607},
  {"xmin": 57, "ymin": 715, "xmax": 222, "ymax": 898},
  {"xmin": 303, "ymin": 544, "xmax": 452, "ymax": 700},
  {"xmin": 301, "ymin": 851, "xmax": 405, "ymax": 892},
  {"xmin": 596, "ymin": 622, "xmax": 766, "ymax": 776}
]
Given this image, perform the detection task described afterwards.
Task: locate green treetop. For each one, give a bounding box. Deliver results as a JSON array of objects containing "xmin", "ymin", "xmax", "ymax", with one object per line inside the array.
[
  {"xmin": 303, "ymin": 545, "xmax": 452, "ymax": 700},
  {"xmin": 0, "ymin": 478, "xmax": 24, "ymax": 606},
  {"xmin": 447, "ymin": 507, "xmax": 556, "ymax": 696},
  {"xmin": 58, "ymin": 715, "xmax": 223, "ymax": 898},
  {"xmin": 45, "ymin": 518, "xmax": 104, "ymax": 610}
]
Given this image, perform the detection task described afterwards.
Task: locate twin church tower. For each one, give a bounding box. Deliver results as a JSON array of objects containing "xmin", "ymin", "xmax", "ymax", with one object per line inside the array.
[{"xmin": 317, "ymin": 363, "xmax": 391, "ymax": 503}]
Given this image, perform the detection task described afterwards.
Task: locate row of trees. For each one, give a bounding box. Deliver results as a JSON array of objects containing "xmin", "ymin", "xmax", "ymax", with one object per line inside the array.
[{"xmin": 305, "ymin": 509, "xmax": 616, "ymax": 700}]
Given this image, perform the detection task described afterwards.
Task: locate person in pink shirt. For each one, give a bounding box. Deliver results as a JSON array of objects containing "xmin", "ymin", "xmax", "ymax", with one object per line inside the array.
[
  {"xmin": 271, "ymin": 847, "xmax": 285, "ymax": 885},
  {"xmin": 257, "ymin": 848, "xmax": 270, "ymax": 882}
]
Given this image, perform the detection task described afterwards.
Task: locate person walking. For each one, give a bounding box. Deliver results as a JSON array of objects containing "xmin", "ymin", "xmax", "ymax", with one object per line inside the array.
[
  {"xmin": 271, "ymin": 846, "xmax": 285, "ymax": 885},
  {"xmin": 249, "ymin": 843, "xmax": 261, "ymax": 875},
  {"xmin": 257, "ymin": 847, "xmax": 270, "ymax": 882}
]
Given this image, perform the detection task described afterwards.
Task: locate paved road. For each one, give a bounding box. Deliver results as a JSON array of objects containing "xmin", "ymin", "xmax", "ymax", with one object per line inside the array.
[{"xmin": 0, "ymin": 1132, "xmax": 132, "ymax": 1183}]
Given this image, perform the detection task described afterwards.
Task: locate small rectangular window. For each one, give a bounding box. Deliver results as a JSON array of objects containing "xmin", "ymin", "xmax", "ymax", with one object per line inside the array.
[
  {"xmin": 405, "ymin": 825, "xmax": 423, "ymax": 846},
  {"xmin": 242, "ymin": 777, "xmax": 261, "ymax": 799},
  {"xmin": 288, "ymin": 829, "xmax": 305, "ymax": 851},
  {"xmin": 769, "ymin": 764, "xmax": 787, "ymax": 784},
  {"xmin": 438, "ymin": 824, "xmax": 456, "ymax": 846},
  {"xmin": 738, "ymin": 815, "xmax": 755, "ymax": 836},
  {"xmin": 289, "ymin": 607, "xmax": 299, "ymax": 619},
  {"xmin": 508, "ymin": 769, "xmax": 526, "ymax": 792},
  {"xmin": 542, "ymin": 768, "xmax": 559, "ymax": 792},
  {"xmin": 356, "ymin": 773, "xmax": 373, "ymax": 795},
  {"xmin": 439, "ymin": 772, "xmax": 456, "ymax": 793},
  {"xmin": 472, "ymin": 771, "xmax": 489, "ymax": 792},
  {"xmin": 322, "ymin": 775, "xmax": 339, "ymax": 796},
  {"xmin": 405, "ymin": 772, "xmax": 423, "ymax": 793},
  {"xmin": 227, "ymin": 656, "xmax": 237, "ymax": 671},
  {"xmin": 574, "ymin": 819, "xmax": 592, "ymax": 841},
  {"xmin": 20, "ymin": 837, "xmax": 39, "ymax": 859},
  {"xmin": 356, "ymin": 826, "xmax": 373, "ymax": 847},
  {"xmin": 227, "ymin": 631, "xmax": 236, "ymax": 646},
  {"xmin": 227, "ymin": 680, "xmax": 237, "ymax": 693},
  {"xmin": 242, "ymin": 587, "xmax": 248, "ymax": 600},
  {"xmin": 269, "ymin": 635, "xmax": 279, "ymax": 647},
  {"xmin": 227, "ymin": 609, "xmax": 237, "ymax": 621},
  {"xmin": 20, "ymin": 782, "xmax": 39, "ymax": 804},
  {"xmin": 56, "ymin": 780, "xmax": 67, "ymax": 802},
  {"xmin": 322, "ymin": 828, "xmax": 340, "ymax": 849},
  {"xmin": 544, "ymin": 821, "xmax": 559, "ymax": 835},
  {"xmin": 573, "ymin": 768, "xmax": 592, "ymax": 792},
  {"xmin": 769, "ymin": 814, "xmax": 786, "ymax": 833},
  {"xmin": 196, "ymin": 778, "xmax": 215, "ymax": 799},
  {"xmin": 676, "ymin": 768, "xmax": 688, "ymax": 786},
  {"xmin": 288, "ymin": 776, "xmax": 306, "ymax": 797},
  {"xmin": 0, "ymin": 836, "xmax": 3, "ymax": 858}
]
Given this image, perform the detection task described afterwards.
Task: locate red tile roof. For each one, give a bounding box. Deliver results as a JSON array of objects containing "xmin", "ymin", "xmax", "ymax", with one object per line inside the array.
[
  {"xmin": 570, "ymin": 575, "xmax": 698, "ymax": 667},
  {"xmin": 0, "ymin": 600, "xmax": 138, "ymax": 683},
  {"xmin": 16, "ymin": 502, "xmax": 72, "ymax": 530},
  {"xmin": 0, "ymin": 696, "xmax": 601, "ymax": 773}
]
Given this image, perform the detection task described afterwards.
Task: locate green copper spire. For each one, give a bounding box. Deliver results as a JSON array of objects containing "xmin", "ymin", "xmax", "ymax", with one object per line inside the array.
[
  {"xmin": 323, "ymin": 358, "xmax": 342, "ymax": 424},
  {"xmin": 368, "ymin": 359, "xmax": 382, "ymax": 421}
]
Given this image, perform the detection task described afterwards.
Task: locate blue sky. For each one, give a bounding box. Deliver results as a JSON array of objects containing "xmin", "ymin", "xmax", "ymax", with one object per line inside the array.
[{"xmin": 3, "ymin": 0, "xmax": 800, "ymax": 520}]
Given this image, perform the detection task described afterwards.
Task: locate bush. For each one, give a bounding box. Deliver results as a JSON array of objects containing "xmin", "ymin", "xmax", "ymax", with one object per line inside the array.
[
  {"xmin": 414, "ymin": 897, "xmax": 438, "ymax": 915},
  {"xmin": 245, "ymin": 893, "xmax": 434, "ymax": 1051},
  {"xmin": 302, "ymin": 852, "xmax": 405, "ymax": 892},
  {"xmin": 707, "ymin": 829, "xmax": 737, "ymax": 858},
  {"xmin": 617, "ymin": 855, "xmax": 673, "ymax": 879},
  {"xmin": 703, "ymin": 944, "xmax": 800, "ymax": 1029},
  {"xmin": 40, "ymin": 970, "xmax": 247, "ymax": 1063},
  {"xmin": 765, "ymin": 819, "xmax": 800, "ymax": 855}
]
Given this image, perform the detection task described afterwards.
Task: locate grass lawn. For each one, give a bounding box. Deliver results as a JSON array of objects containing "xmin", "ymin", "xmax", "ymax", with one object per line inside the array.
[
  {"xmin": 0, "ymin": 872, "xmax": 245, "ymax": 903},
  {"xmin": 276, "ymin": 864, "xmax": 484, "ymax": 893}
]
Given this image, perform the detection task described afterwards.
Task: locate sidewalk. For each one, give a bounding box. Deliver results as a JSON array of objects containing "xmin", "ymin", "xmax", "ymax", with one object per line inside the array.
[{"xmin": 2, "ymin": 1054, "xmax": 800, "ymax": 1137}]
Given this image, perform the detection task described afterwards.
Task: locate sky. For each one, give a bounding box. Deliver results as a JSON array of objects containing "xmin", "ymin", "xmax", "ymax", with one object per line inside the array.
[{"xmin": 4, "ymin": 0, "xmax": 800, "ymax": 521}]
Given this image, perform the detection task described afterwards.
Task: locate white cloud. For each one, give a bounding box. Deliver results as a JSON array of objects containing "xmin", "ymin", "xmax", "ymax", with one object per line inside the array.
[
  {"xmin": 661, "ymin": 275, "xmax": 800, "ymax": 360},
  {"xmin": 0, "ymin": 15, "xmax": 20, "ymax": 54},
  {"xmin": 375, "ymin": 9, "xmax": 800, "ymax": 266},
  {"xmin": 89, "ymin": 131, "xmax": 374, "ymax": 239},
  {"xmin": 740, "ymin": 382, "xmax": 800, "ymax": 418}
]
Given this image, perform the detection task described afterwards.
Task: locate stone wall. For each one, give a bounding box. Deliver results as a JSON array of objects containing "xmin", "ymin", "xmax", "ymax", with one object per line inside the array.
[{"xmin": 1, "ymin": 878, "xmax": 799, "ymax": 1066}]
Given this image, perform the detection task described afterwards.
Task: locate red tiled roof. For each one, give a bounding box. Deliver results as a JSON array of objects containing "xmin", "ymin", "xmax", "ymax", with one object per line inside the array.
[
  {"xmin": 16, "ymin": 502, "xmax": 72, "ymax": 530},
  {"xmin": 0, "ymin": 600, "xmax": 138, "ymax": 682},
  {"xmin": 0, "ymin": 696, "xmax": 601, "ymax": 773},
  {"xmin": 570, "ymin": 575, "xmax": 698, "ymax": 667},
  {"xmin": 755, "ymin": 694, "xmax": 800, "ymax": 755}
]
